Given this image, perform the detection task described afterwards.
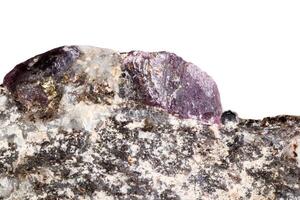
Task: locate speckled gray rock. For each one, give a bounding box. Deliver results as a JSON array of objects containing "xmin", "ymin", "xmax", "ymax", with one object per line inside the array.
[{"xmin": 0, "ymin": 46, "xmax": 299, "ymax": 200}]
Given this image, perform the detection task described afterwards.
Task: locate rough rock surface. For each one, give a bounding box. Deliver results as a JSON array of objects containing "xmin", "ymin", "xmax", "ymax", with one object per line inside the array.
[{"xmin": 0, "ymin": 46, "xmax": 299, "ymax": 200}]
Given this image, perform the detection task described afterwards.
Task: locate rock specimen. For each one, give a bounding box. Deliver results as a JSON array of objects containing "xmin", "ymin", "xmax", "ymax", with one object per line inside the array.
[{"xmin": 0, "ymin": 46, "xmax": 299, "ymax": 199}]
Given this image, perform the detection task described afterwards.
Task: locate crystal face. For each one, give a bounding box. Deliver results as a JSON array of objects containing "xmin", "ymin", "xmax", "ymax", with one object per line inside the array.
[{"xmin": 121, "ymin": 51, "xmax": 222, "ymax": 122}]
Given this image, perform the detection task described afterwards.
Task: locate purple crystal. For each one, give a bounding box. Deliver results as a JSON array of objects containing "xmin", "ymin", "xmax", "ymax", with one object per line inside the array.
[
  {"xmin": 121, "ymin": 51, "xmax": 222, "ymax": 122},
  {"xmin": 4, "ymin": 46, "xmax": 80, "ymax": 92},
  {"xmin": 3, "ymin": 46, "xmax": 80, "ymax": 118}
]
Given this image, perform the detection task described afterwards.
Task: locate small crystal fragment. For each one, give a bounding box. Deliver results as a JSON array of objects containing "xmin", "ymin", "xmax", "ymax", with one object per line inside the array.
[{"xmin": 221, "ymin": 110, "xmax": 238, "ymax": 124}]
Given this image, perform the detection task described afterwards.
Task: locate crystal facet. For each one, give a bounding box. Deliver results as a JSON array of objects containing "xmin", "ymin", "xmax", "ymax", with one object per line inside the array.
[{"xmin": 121, "ymin": 51, "xmax": 222, "ymax": 122}]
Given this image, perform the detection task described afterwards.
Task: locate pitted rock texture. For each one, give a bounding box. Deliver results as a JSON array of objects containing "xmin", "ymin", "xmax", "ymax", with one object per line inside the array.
[{"xmin": 0, "ymin": 46, "xmax": 299, "ymax": 200}]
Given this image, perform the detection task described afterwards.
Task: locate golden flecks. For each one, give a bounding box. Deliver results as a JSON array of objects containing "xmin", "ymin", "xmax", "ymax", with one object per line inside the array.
[
  {"xmin": 41, "ymin": 77, "xmax": 58, "ymax": 102},
  {"xmin": 40, "ymin": 77, "xmax": 61, "ymax": 116},
  {"xmin": 62, "ymin": 74, "xmax": 70, "ymax": 84},
  {"xmin": 77, "ymin": 82, "xmax": 115, "ymax": 105}
]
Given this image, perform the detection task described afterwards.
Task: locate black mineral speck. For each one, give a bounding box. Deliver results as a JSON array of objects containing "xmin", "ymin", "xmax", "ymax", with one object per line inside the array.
[{"xmin": 221, "ymin": 110, "xmax": 238, "ymax": 124}]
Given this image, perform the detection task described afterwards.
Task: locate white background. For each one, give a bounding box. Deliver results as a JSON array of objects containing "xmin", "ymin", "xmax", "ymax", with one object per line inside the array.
[{"xmin": 0, "ymin": 0, "xmax": 300, "ymax": 119}]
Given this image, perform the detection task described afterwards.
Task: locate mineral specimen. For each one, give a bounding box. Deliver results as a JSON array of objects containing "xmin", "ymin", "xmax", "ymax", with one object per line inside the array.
[{"xmin": 0, "ymin": 46, "xmax": 299, "ymax": 200}]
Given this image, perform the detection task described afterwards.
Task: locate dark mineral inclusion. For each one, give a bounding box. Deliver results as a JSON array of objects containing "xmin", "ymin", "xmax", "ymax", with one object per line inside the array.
[{"xmin": 0, "ymin": 46, "xmax": 299, "ymax": 199}]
